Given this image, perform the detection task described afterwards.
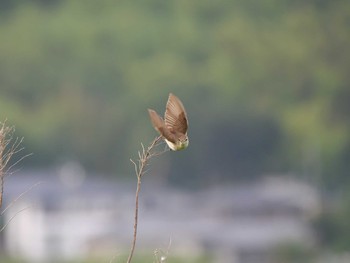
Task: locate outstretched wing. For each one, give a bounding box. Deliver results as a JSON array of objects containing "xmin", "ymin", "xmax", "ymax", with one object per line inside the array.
[
  {"xmin": 164, "ymin": 93, "xmax": 188, "ymax": 134},
  {"xmin": 148, "ymin": 109, "xmax": 177, "ymax": 143}
]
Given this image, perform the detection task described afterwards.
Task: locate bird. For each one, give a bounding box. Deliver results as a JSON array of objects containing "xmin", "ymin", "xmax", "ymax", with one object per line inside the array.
[{"xmin": 148, "ymin": 93, "xmax": 189, "ymax": 151}]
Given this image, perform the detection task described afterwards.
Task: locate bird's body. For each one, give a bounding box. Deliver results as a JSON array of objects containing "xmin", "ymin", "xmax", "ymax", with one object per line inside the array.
[{"xmin": 148, "ymin": 93, "xmax": 189, "ymax": 151}]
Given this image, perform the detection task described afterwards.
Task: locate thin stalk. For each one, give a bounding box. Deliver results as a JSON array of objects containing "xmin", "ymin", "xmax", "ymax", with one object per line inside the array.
[{"xmin": 126, "ymin": 136, "xmax": 163, "ymax": 263}]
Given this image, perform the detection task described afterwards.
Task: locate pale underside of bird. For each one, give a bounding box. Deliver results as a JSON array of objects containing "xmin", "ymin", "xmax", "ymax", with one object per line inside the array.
[{"xmin": 148, "ymin": 93, "xmax": 189, "ymax": 151}]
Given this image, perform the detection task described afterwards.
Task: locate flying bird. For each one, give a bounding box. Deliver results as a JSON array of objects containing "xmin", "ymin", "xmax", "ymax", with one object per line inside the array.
[{"xmin": 148, "ymin": 93, "xmax": 189, "ymax": 151}]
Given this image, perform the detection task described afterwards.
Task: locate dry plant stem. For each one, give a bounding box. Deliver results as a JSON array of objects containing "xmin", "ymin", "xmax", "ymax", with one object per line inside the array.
[
  {"xmin": 0, "ymin": 122, "xmax": 27, "ymax": 209},
  {"xmin": 0, "ymin": 124, "xmax": 6, "ymax": 209},
  {"xmin": 0, "ymin": 169, "xmax": 3, "ymax": 209},
  {"xmin": 0, "ymin": 123, "xmax": 14, "ymax": 209},
  {"xmin": 126, "ymin": 135, "xmax": 163, "ymax": 263},
  {"xmin": 0, "ymin": 182, "xmax": 41, "ymax": 233},
  {"xmin": 0, "ymin": 121, "xmax": 33, "ymax": 234}
]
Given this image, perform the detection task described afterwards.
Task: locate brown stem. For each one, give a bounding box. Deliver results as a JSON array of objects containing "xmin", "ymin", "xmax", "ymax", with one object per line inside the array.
[
  {"xmin": 126, "ymin": 174, "xmax": 141, "ymax": 263},
  {"xmin": 126, "ymin": 136, "xmax": 163, "ymax": 263},
  {"xmin": 0, "ymin": 122, "xmax": 27, "ymax": 210},
  {"xmin": 0, "ymin": 125, "xmax": 5, "ymax": 209},
  {"xmin": 0, "ymin": 176, "xmax": 3, "ymax": 209}
]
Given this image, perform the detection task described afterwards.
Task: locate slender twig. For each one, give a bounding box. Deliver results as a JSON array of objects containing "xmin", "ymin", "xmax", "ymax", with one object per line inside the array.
[
  {"xmin": 154, "ymin": 236, "xmax": 172, "ymax": 263},
  {"xmin": 0, "ymin": 122, "xmax": 22, "ymax": 209},
  {"xmin": 0, "ymin": 121, "xmax": 31, "ymax": 232},
  {"xmin": 0, "ymin": 181, "xmax": 41, "ymax": 233},
  {"xmin": 126, "ymin": 172, "xmax": 141, "ymax": 263},
  {"xmin": 0, "ymin": 205, "xmax": 33, "ymax": 232},
  {"xmin": 126, "ymin": 135, "xmax": 166, "ymax": 263},
  {"xmin": 1, "ymin": 181, "xmax": 42, "ymax": 216},
  {"xmin": 0, "ymin": 124, "xmax": 6, "ymax": 209},
  {"xmin": 109, "ymin": 252, "xmax": 120, "ymax": 263}
]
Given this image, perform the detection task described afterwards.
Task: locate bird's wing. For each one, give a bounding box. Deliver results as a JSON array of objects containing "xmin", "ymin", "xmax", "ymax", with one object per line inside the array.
[
  {"xmin": 164, "ymin": 93, "xmax": 188, "ymax": 134},
  {"xmin": 148, "ymin": 109, "xmax": 177, "ymax": 143}
]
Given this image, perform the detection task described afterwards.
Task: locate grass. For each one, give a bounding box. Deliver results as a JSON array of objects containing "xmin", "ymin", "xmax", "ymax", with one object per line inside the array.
[{"xmin": 0, "ymin": 254, "xmax": 213, "ymax": 263}]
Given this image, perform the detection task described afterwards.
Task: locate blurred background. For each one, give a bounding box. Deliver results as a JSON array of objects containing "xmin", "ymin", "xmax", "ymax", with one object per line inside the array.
[{"xmin": 0, "ymin": 0, "xmax": 350, "ymax": 262}]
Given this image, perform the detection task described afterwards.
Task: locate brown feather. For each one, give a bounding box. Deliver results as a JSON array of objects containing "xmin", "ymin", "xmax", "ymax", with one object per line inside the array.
[
  {"xmin": 164, "ymin": 93, "xmax": 188, "ymax": 134},
  {"xmin": 148, "ymin": 109, "xmax": 176, "ymax": 143}
]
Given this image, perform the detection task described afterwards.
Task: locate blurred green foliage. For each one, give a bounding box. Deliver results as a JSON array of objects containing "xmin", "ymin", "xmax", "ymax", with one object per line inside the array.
[
  {"xmin": 313, "ymin": 191, "xmax": 350, "ymax": 252},
  {"xmin": 272, "ymin": 242, "xmax": 316, "ymax": 263},
  {"xmin": 0, "ymin": 0, "xmax": 349, "ymax": 189},
  {"xmin": 1, "ymin": 0, "xmax": 350, "ymax": 257}
]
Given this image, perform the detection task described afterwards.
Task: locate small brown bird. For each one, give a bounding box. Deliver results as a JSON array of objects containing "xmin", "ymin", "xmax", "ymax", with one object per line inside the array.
[{"xmin": 148, "ymin": 93, "xmax": 189, "ymax": 151}]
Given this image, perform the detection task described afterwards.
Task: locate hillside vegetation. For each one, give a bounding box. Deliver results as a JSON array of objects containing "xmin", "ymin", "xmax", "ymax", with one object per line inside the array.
[{"xmin": 0, "ymin": 0, "xmax": 349, "ymax": 189}]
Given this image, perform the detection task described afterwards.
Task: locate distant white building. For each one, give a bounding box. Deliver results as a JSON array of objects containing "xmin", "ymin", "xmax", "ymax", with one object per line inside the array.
[{"xmin": 1, "ymin": 166, "xmax": 320, "ymax": 263}]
